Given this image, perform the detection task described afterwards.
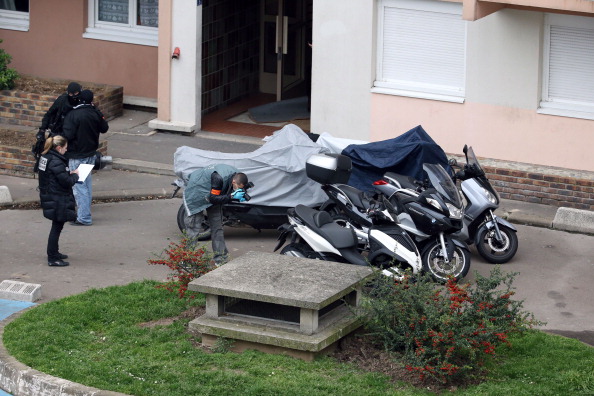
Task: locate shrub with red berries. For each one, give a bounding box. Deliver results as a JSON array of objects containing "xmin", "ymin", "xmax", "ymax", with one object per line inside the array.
[
  {"xmin": 358, "ymin": 267, "xmax": 542, "ymax": 384},
  {"xmin": 148, "ymin": 234, "xmax": 214, "ymax": 298}
]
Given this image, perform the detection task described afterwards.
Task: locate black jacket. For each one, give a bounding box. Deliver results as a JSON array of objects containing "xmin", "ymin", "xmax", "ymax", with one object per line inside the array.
[
  {"xmin": 63, "ymin": 104, "xmax": 109, "ymax": 159},
  {"xmin": 37, "ymin": 149, "xmax": 79, "ymax": 222},
  {"xmin": 207, "ymin": 171, "xmax": 235, "ymax": 206},
  {"xmin": 40, "ymin": 93, "xmax": 75, "ymax": 135}
]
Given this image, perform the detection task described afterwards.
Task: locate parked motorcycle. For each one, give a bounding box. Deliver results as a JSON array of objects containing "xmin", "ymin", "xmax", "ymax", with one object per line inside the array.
[
  {"xmin": 173, "ymin": 181, "xmax": 291, "ymax": 240},
  {"xmin": 448, "ymin": 145, "xmax": 519, "ymax": 264},
  {"xmin": 274, "ymin": 196, "xmax": 422, "ymax": 280},
  {"xmin": 304, "ymin": 153, "xmax": 469, "ymax": 282}
]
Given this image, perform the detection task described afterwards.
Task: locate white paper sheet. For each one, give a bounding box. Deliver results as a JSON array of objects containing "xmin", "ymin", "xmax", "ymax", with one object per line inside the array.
[{"xmin": 76, "ymin": 164, "xmax": 94, "ymax": 183}]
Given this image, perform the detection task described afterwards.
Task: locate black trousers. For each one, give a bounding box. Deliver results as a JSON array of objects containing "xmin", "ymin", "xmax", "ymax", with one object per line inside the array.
[{"xmin": 47, "ymin": 220, "xmax": 65, "ymax": 260}]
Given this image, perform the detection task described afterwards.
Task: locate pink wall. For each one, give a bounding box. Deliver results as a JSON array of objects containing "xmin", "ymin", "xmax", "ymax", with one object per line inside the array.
[
  {"xmin": 370, "ymin": 94, "xmax": 594, "ymax": 172},
  {"xmin": 0, "ymin": 1, "xmax": 157, "ymax": 98}
]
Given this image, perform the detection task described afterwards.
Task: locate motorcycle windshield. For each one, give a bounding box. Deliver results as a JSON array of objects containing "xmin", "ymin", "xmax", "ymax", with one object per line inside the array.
[
  {"xmin": 423, "ymin": 163, "xmax": 462, "ymax": 207},
  {"xmin": 467, "ymin": 146, "xmax": 484, "ymax": 174}
]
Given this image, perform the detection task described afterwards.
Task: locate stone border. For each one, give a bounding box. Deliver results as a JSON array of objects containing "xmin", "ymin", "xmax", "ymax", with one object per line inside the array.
[{"xmin": 0, "ymin": 310, "xmax": 129, "ymax": 396}]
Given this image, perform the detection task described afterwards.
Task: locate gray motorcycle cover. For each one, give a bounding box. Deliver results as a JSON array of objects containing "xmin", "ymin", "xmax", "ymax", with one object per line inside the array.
[{"xmin": 174, "ymin": 124, "xmax": 329, "ymax": 213}]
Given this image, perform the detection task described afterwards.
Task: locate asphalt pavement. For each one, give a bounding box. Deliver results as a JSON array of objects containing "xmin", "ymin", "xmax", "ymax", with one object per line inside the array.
[{"xmin": 0, "ymin": 109, "xmax": 592, "ymax": 394}]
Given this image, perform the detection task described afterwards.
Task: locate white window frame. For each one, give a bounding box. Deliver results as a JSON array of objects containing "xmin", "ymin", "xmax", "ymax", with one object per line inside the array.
[
  {"xmin": 373, "ymin": 0, "xmax": 466, "ymax": 103},
  {"xmin": 539, "ymin": 14, "xmax": 594, "ymax": 120},
  {"xmin": 83, "ymin": 0, "xmax": 158, "ymax": 47},
  {"xmin": 0, "ymin": 8, "xmax": 29, "ymax": 32}
]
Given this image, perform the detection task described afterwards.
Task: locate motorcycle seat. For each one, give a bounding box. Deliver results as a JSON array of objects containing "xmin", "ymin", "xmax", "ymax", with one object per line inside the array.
[
  {"xmin": 334, "ymin": 184, "xmax": 373, "ymax": 211},
  {"xmin": 295, "ymin": 205, "xmax": 357, "ymax": 249},
  {"xmin": 384, "ymin": 172, "xmax": 418, "ymax": 191}
]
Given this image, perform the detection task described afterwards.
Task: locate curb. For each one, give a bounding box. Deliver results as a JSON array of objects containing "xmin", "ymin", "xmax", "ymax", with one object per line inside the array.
[{"xmin": 0, "ymin": 311, "xmax": 129, "ymax": 396}]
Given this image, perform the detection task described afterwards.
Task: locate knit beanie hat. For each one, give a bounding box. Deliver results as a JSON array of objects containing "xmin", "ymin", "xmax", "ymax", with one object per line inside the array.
[
  {"xmin": 79, "ymin": 90, "xmax": 94, "ymax": 104},
  {"xmin": 67, "ymin": 82, "xmax": 82, "ymax": 95}
]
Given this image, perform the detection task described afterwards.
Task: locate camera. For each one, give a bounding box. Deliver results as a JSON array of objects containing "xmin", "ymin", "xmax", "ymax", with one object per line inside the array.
[{"xmin": 93, "ymin": 151, "xmax": 113, "ymax": 171}]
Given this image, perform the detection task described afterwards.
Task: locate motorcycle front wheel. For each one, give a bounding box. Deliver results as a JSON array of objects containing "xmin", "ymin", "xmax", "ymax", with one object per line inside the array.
[
  {"xmin": 475, "ymin": 224, "xmax": 518, "ymax": 264},
  {"xmin": 421, "ymin": 241, "xmax": 470, "ymax": 283},
  {"xmin": 176, "ymin": 204, "xmax": 212, "ymax": 241}
]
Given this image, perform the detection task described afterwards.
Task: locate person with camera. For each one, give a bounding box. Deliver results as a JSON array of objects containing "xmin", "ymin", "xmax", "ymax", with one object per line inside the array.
[
  {"xmin": 62, "ymin": 89, "xmax": 109, "ymax": 226},
  {"xmin": 183, "ymin": 164, "xmax": 249, "ymax": 266},
  {"xmin": 37, "ymin": 135, "xmax": 80, "ymax": 267},
  {"xmin": 32, "ymin": 82, "xmax": 82, "ymax": 172}
]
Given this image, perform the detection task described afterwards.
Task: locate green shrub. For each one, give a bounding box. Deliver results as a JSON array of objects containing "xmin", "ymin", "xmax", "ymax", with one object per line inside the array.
[
  {"xmin": 358, "ymin": 267, "xmax": 543, "ymax": 384},
  {"xmin": 0, "ymin": 39, "xmax": 18, "ymax": 90},
  {"xmin": 147, "ymin": 234, "xmax": 214, "ymax": 298}
]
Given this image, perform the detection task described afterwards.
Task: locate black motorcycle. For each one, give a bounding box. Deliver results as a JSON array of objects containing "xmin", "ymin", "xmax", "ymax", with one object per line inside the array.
[
  {"xmin": 310, "ymin": 153, "xmax": 470, "ymax": 282},
  {"xmin": 173, "ymin": 182, "xmax": 290, "ymax": 240}
]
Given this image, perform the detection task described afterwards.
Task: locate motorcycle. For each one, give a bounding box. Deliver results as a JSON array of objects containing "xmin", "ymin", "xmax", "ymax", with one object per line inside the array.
[
  {"xmin": 448, "ymin": 145, "xmax": 519, "ymax": 264},
  {"xmin": 173, "ymin": 181, "xmax": 292, "ymax": 240},
  {"xmin": 317, "ymin": 156, "xmax": 471, "ymax": 282},
  {"xmin": 274, "ymin": 195, "xmax": 422, "ymax": 280},
  {"xmin": 172, "ymin": 124, "xmax": 330, "ymax": 240}
]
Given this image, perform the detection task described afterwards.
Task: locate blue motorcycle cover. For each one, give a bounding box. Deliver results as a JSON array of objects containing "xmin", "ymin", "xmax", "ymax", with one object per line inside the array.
[{"xmin": 341, "ymin": 125, "xmax": 451, "ymax": 192}]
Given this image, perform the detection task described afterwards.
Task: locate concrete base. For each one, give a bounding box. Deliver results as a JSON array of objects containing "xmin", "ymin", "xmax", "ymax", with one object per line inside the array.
[
  {"xmin": 553, "ymin": 207, "xmax": 594, "ymax": 235},
  {"xmin": 190, "ymin": 304, "xmax": 362, "ymax": 361},
  {"xmin": 148, "ymin": 118, "xmax": 196, "ymax": 134},
  {"xmin": 0, "ymin": 186, "xmax": 12, "ymax": 204}
]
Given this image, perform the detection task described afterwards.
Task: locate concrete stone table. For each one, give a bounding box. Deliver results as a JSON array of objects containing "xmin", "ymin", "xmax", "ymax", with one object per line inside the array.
[{"xmin": 188, "ymin": 251, "xmax": 373, "ymax": 360}]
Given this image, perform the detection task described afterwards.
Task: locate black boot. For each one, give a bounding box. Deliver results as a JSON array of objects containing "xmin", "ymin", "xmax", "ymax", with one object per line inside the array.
[{"xmin": 48, "ymin": 258, "xmax": 69, "ymax": 267}]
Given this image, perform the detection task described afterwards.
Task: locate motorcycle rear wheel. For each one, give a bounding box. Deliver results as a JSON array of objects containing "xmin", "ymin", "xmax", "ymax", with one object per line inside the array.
[
  {"xmin": 176, "ymin": 204, "xmax": 212, "ymax": 241},
  {"xmin": 421, "ymin": 241, "xmax": 470, "ymax": 283},
  {"xmin": 475, "ymin": 224, "xmax": 518, "ymax": 264},
  {"xmin": 280, "ymin": 243, "xmax": 323, "ymax": 260}
]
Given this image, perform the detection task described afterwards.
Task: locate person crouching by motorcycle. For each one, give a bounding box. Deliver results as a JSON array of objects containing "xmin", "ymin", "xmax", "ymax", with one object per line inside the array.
[
  {"xmin": 37, "ymin": 135, "xmax": 80, "ymax": 267},
  {"xmin": 183, "ymin": 164, "xmax": 249, "ymax": 266}
]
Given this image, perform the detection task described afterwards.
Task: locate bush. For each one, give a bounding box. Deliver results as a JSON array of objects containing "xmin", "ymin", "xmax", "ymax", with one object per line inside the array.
[
  {"xmin": 358, "ymin": 267, "xmax": 543, "ymax": 384},
  {"xmin": 0, "ymin": 40, "xmax": 18, "ymax": 90},
  {"xmin": 148, "ymin": 234, "xmax": 214, "ymax": 298}
]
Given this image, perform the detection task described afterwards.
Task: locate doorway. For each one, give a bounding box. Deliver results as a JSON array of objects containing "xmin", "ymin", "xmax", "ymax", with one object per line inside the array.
[{"xmin": 260, "ymin": 0, "xmax": 312, "ymax": 102}]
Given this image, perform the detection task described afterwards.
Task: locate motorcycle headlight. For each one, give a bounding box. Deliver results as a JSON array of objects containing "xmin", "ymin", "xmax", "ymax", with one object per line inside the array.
[
  {"xmin": 481, "ymin": 187, "xmax": 498, "ymax": 205},
  {"xmin": 446, "ymin": 202, "xmax": 464, "ymax": 220},
  {"xmin": 426, "ymin": 197, "xmax": 442, "ymax": 211}
]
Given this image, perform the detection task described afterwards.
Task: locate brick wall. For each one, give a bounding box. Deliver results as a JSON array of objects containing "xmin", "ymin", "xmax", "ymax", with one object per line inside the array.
[
  {"xmin": 447, "ymin": 153, "xmax": 593, "ymax": 211},
  {"xmin": 0, "ymin": 81, "xmax": 123, "ymax": 127},
  {"xmin": 0, "ymin": 141, "xmax": 107, "ymax": 178},
  {"xmin": 484, "ymin": 166, "xmax": 593, "ymax": 211}
]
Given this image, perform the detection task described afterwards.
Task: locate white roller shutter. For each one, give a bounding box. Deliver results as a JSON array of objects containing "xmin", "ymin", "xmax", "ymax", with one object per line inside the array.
[
  {"xmin": 541, "ymin": 14, "xmax": 594, "ymax": 118},
  {"xmin": 375, "ymin": 0, "xmax": 466, "ymax": 101}
]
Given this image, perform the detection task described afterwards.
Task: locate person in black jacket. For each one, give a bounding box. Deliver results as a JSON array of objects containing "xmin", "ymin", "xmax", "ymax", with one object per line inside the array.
[
  {"xmin": 37, "ymin": 135, "xmax": 80, "ymax": 267},
  {"xmin": 33, "ymin": 82, "xmax": 81, "ymax": 172},
  {"xmin": 62, "ymin": 89, "xmax": 109, "ymax": 226}
]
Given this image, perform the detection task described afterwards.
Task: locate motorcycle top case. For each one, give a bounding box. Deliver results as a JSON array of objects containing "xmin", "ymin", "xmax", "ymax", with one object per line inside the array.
[{"xmin": 306, "ymin": 153, "xmax": 352, "ymax": 185}]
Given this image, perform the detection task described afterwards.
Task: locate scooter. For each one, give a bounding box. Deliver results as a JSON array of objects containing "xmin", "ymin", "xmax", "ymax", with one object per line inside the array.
[
  {"xmin": 274, "ymin": 195, "xmax": 422, "ymax": 280},
  {"xmin": 449, "ymin": 145, "xmax": 518, "ymax": 264}
]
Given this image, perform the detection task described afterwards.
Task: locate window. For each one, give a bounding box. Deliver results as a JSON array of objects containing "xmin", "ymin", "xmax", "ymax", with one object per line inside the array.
[
  {"xmin": 373, "ymin": 0, "xmax": 466, "ymax": 103},
  {"xmin": 539, "ymin": 14, "xmax": 594, "ymax": 120},
  {"xmin": 0, "ymin": 0, "xmax": 29, "ymax": 31},
  {"xmin": 84, "ymin": 0, "xmax": 158, "ymax": 46}
]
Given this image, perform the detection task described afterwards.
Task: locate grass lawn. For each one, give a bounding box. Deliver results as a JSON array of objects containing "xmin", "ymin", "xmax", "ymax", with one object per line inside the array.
[{"xmin": 3, "ymin": 280, "xmax": 593, "ymax": 396}]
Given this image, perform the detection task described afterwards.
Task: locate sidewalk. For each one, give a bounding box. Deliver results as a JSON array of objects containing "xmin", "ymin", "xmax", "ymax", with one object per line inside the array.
[{"xmin": 1, "ymin": 109, "xmax": 592, "ymax": 234}]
